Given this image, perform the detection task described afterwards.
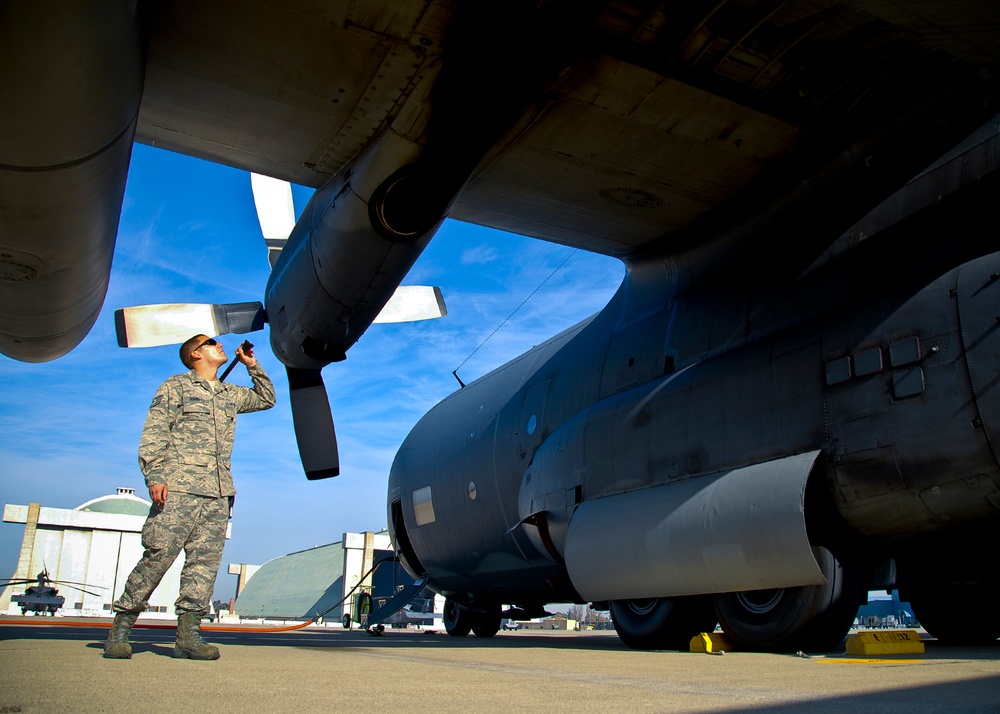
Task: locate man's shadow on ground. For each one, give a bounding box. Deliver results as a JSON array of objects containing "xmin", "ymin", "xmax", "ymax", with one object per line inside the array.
[{"xmin": 84, "ymin": 641, "xmax": 177, "ymax": 658}]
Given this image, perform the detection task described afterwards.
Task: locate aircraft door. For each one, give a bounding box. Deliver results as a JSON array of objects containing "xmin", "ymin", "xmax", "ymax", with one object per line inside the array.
[{"xmin": 957, "ymin": 258, "xmax": 1000, "ymax": 469}]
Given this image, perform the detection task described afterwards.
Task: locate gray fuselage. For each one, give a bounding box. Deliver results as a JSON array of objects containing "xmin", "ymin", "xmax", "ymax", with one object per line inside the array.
[{"xmin": 389, "ymin": 235, "xmax": 1000, "ymax": 608}]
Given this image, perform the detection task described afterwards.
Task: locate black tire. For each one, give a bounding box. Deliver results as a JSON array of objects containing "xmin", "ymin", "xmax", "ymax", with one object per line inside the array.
[
  {"xmin": 907, "ymin": 584, "xmax": 1000, "ymax": 645},
  {"xmin": 443, "ymin": 598, "xmax": 472, "ymax": 637},
  {"xmin": 472, "ymin": 610, "xmax": 502, "ymax": 638},
  {"xmin": 610, "ymin": 596, "xmax": 717, "ymax": 650},
  {"xmin": 714, "ymin": 544, "xmax": 861, "ymax": 653}
]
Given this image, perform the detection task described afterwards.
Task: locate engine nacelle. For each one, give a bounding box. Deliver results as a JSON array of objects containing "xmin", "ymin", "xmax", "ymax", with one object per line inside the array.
[
  {"xmin": 265, "ymin": 130, "xmax": 451, "ymax": 371},
  {"xmin": 0, "ymin": 1, "xmax": 143, "ymax": 362}
]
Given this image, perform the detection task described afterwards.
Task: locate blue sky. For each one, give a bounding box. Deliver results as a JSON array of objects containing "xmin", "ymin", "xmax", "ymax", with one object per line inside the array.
[{"xmin": 0, "ymin": 143, "xmax": 625, "ymax": 601}]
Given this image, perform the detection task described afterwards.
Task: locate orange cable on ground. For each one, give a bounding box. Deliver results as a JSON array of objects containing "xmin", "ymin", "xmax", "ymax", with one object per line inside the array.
[
  {"xmin": 0, "ymin": 617, "xmax": 317, "ymax": 632},
  {"xmin": 203, "ymin": 620, "xmax": 316, "ymax": 633}
]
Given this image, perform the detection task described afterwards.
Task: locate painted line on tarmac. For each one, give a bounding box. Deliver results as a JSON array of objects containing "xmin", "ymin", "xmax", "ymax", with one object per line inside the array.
[{"xmin": 816, "ymin": 658, "xmax": 926, "ymax": 665}]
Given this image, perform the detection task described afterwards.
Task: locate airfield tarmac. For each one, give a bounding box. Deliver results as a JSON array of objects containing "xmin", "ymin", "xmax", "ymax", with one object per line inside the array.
[{"xmin": 0, "ymin": 620, "xmax": 998, "ymax": 713}]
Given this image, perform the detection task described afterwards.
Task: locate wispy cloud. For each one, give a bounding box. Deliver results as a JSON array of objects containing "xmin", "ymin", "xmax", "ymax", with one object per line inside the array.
[{"xmin": 460, "ymin": 243, "xmax": 500, "ymax": 265}]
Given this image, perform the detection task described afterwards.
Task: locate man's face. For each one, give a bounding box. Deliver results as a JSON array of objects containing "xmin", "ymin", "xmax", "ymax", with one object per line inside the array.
[{"xmin": 192, "ymin": 335, "xmax": 227, "ymax": 366}]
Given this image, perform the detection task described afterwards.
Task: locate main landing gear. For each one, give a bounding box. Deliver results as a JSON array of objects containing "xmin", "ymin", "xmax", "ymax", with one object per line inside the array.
[
  {"xmin": 610, "ymin": 542, "xmax": 864, "ymax": 652},
  {"xmin": 714, "ymin": 544, "xmax": 863, "ymax": 652},
  {"xmin": 898, "ymin": 543, "xmax": 1000, "ymax": 646},
  {"xmin": 610, "ymin": 596, "xmax": 717, "ymax": 650},
  {"xmin": 443, "ymin": 598, "xmax": 502, "ymax": 638}
]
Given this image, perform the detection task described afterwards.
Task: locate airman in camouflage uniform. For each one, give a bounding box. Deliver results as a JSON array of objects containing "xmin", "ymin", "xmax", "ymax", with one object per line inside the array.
[{"xmin": 105, "ymin": 335, "xmax": 275, "ymax": 660}]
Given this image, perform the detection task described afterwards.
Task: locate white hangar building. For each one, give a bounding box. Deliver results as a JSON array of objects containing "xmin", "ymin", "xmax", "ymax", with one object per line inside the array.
[{"xmin": 1, "ymin": 487, "xmax": 227, "ymax": 618}]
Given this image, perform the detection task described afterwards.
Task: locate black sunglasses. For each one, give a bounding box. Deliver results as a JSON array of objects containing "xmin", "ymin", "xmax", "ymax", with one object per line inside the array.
[{"xmin": 195, "ymin": 337, "xmax": 219, "ymax": 350}]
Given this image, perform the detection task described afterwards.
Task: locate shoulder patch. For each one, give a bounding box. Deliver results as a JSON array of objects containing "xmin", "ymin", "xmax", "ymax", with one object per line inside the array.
[{"xmin": 150, "ymin": 395, "xmax": 164, "ymax": 408}]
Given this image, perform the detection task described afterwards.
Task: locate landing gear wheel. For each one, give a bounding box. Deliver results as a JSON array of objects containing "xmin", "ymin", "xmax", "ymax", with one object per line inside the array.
[
  {"xmin": 610, "ymin": 596, "xmax": 717, "ymax": 650},
  {"xmin": 907, "ymin": 583, "xmax": 1000, "ymax": 645},
  {"xmin": 714, "ymin": 544, "xmax": 861, "ymax": 652},
  {"xmin": 471, "ymin": 608, "xmax": 502, "ymax": 638},
  {"xmin": 443, "ymin": 598, "xmax": 472, "ymax": 637}
]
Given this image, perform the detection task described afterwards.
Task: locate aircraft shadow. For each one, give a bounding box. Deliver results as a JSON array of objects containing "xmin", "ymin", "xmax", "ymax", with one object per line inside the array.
[
  {"xmin": 721, "ymin": 676, "xmax": 1000, "ymax": 714},
  {"xmin": 8, "ymin": 624, "xmax": 998, "ymax": 661}
]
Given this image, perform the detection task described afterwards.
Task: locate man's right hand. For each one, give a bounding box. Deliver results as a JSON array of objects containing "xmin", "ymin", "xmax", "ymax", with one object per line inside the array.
[{"xmin": 149, "ymin": 483, "xmax": 168, "ymax": 507}]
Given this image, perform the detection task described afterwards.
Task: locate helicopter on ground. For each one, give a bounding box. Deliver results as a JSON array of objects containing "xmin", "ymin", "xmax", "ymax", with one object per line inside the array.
[{"xmin": 0, "ymin": 570, "xmax": 105, "ymax": 616}]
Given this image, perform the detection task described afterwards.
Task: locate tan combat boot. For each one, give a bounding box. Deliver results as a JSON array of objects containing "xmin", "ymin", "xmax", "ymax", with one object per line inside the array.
[
  {"xmin": 103, "ymin": 611, "xmax": 139, "ymax": 659},
  {"xmin": 173, "ymin": 612, "xmax": 220, "ymax": 660}
]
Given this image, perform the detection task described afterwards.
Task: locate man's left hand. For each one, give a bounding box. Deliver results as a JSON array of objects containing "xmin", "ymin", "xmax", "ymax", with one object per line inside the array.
[{"xmin": 236, "ymin": 342, "xmax": 257, "ymax": 368}]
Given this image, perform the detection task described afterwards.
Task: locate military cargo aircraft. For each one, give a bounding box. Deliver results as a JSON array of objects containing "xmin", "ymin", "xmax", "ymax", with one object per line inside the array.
[{"xmin": 4, "ymin": 1, "xmax": 1000, "ymax": 651}]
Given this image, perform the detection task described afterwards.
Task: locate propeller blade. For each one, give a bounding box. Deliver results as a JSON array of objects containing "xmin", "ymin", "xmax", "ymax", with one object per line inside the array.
[
  {"xmin": 114, "ymin": 302, "xmax": 265, "ymax": 348},
  {"xmin": 251, "ymin": 173, "xmax": 295, "ymax": 268},
  {"xmin": 373, "ymin": 286, "xmax": 448, "ymax": 324},
  {"xmin": 286, "ymin": 367, "xmax": 340, "ymax": 480}
]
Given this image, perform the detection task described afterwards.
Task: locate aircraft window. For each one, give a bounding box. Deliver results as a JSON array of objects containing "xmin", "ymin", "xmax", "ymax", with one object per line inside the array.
[
  {"xmin": 825, "ymin": 357, "xmax": 851, "ymax": 385},
  {"xmin": 468, "ymin": 481, "xmax": 477, "ymax": 500},
  {"xmin": 892, "ymin": 368, "xmax": 925, "ymax": 399},
  {"xmin": 890, "ymin": 337, "xmax": 921, "ymax": 367},
  {"xmin": 412, "ymin": 486, "xmax": 436, "ymax": 526},
  {"xmin": 527, "ymin": 414, "xmax": 537, "ymax": 435},
  {"xmin": 854, "ymin": 348, "xmax": 883, "ymax": 376}
]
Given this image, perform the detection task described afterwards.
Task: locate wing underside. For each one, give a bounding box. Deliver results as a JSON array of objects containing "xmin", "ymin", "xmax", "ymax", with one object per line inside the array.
[
  {"xmin": 4, "ymin": 0, "xmax": 1000, "ymax": 361},
  {"xmin": 137, "ymin": 0, "xmax": 1000, "ymax": 257}
]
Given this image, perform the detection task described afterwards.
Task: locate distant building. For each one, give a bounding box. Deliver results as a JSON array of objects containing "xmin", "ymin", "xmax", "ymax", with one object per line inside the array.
[
  {"xmin": 521, "ymin": 616, "xmax": 578, "ymax": 631},
  {"xmin": 1, "ymin": 488, "xmax": 228, "ymax": 618},
  {"xmin": 855, "ymin": 591, "xmax": 918, "ymax": 628},
  {"xmin": 232, "ymin": 531, "xmax": 442, "ymax": 627},
  {"xmin": 547, "ymin": 617, "xmax": 577, "ymax": 631}
]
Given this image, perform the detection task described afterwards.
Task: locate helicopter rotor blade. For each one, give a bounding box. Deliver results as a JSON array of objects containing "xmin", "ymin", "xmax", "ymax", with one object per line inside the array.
[
  {"xmin": 53, "ymin": 582, "xmax": 106, "ymax": 597},
  {"xmin": 52, "ymin": 578, "xmax": 106, "ymax": 589},
  {"xmin": 52, "ymin": 579, "xmax": 108, "ymax": 596}
]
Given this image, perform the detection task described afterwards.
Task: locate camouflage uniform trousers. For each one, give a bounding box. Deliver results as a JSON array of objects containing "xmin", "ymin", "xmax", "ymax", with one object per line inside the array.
[{"xmin": 113, "ymin": 492, "xmax": 229, "ymax": 617}]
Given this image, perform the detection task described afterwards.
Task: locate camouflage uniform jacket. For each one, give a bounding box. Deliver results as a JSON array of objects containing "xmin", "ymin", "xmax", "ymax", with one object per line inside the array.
[{"xmin": 138, "ymin": 363, "xmax": 276, "ymax": 497}]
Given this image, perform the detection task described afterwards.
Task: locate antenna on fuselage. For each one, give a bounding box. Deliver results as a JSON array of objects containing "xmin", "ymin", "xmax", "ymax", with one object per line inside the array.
[{"xmin": 451, "ymin": 249, "xmax": 577, "ymax": 386}]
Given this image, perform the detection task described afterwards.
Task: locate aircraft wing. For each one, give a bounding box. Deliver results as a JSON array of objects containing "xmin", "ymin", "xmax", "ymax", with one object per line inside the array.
[
  {"xmin": 137, "ymin": 0, "xmax": 1000, "ymax": 258},
  {"xmin": 4, "ymin": 0, "xmax": 1000, "ymax": 361}
]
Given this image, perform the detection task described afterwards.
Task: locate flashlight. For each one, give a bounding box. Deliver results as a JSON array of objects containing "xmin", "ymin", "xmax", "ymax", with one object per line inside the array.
[{"xmin": 219, "ymin": 340, "xmax": 254, "ymax": 383}]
